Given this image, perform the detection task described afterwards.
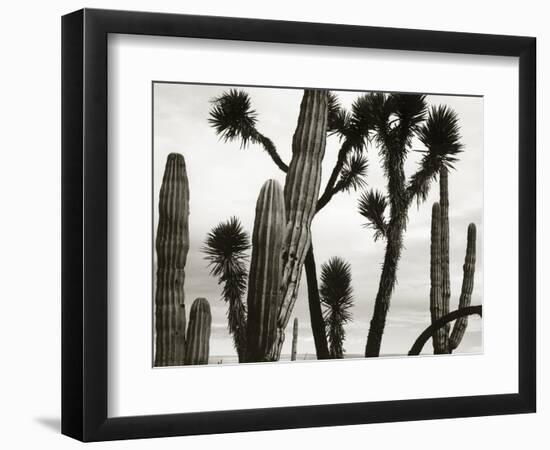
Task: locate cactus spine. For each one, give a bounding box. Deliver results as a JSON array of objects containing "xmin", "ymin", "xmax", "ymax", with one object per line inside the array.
[
  {"xmin": 430, "ymin": 203, "xmax": 449, "ymax": 354},
  {"xmin": 449, "ymin": 223, "xmax": 477, "ymax": 350},
  {"xmin": 271, "ymin": 89, "xmax": 329, "ymax": 359},
  {"xmin": 154, "ymin": 153, "xmax": 190, "ymax": 367},
  {"xmin": 246, "ymin": 180, "xmax": 286, "ymax": 362},
  {"xmin": 184, "ymin": 298, "xmax": 212, "ymax": 365},
  {"xmin": 291, "ymin": 318, "xmax": 298, "ymax": 361}
]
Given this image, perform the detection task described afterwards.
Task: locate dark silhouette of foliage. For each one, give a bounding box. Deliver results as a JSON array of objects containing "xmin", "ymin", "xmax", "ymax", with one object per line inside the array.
[
  {"xmin": 361, "ymin": 94, "xmax": 464, "ymax": 357},
  {"xmin": 358, "ymin": 189, "xmax": 388, "ymax": 241},
  {"xmin": 202, "ymin": 216, "xmax": 250, "ymax": 361},
  {"xmin": 209, "ymin": 89, "xmax": 288, "ymax": 172},
  {"xmin": 320, "ymin": 257, "xmax": 354, "ymax": 358}
]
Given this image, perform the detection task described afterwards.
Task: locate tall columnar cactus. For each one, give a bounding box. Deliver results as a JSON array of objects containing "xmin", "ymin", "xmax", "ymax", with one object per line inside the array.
[
  {"xmin": 271, "ymin": 89, "xmax": 329, "ymax": 359},
  {"xmin": 449, "ymin": 223, "xmax": 477, "ymax": 350},
  {"xmin": 440, "ymin": 168, "xmax": 451, "ymax": 339},
  {"xmin": 184, "ymin": 298, "xmax": 212, "ymax": 365},
  {"xmin": 291, "ymin": 318, "xmax": 298, "ymax": 361},
  {"xmin": 430, "ymin": 203, "xmax": 450, "ymax": 354},
  {"xmin": 154, "ymin": 153, "xmax": 190, "ymax": 367},
  {"xmin": 429, "ymin": 169, "xmax": 477, "ymax": 354},
  {"xmin": 246, "ymin": 179, "xmax": 286, "ymax": 362}
]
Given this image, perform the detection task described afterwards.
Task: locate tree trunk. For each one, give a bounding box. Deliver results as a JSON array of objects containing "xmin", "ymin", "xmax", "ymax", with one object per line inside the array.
[
  {"xmin": 364, "ymin": 221, "xmax": 405, "ymax": 357},
  {"xmin": 304, "ymin": 245, "xmax": 330, "ymax": 359}
]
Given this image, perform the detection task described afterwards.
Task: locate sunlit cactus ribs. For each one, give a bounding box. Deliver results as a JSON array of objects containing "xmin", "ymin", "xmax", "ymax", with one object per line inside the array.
[
  {"xmin": 439, "ymin": 168, "xmax": 452, "ymax": 343},
  {"xmin": 430, "ymin": 203, "xmax": 450, "ymax": 354},
  {"xmin": 184, "ymin": 298, "xmax": 212, "ymax": 365},
  {"xmin": 208, "ymin": 88, "xmax": 372, "ymax": 361},
  {"xmin": 154, "ymin": 153, "xmax": 190, "ymax": 367},
  {"xmin": 449, "ymin": 223, "xmax": 477, "ymax": 350},
  {"xmin": 246, "ymin": 179, "xmax": 286, "ymax": 362},
  {"xmin": 427, "ymin": 165, "xmax": 477, "ymax": 354},
  {"xmin": 272, "ymin": 89, "xmax": 329, "ymax": 359}
]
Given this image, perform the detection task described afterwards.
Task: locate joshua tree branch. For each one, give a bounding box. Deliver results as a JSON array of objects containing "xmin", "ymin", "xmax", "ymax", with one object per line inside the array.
[
  {"xmin": 316, "ymin": 140, "xmax": 353, "ymax": 212},
  {"xmin": 408, "ymin": 305, "xmax": 482, "ymax": 356},
  {"xmin": 255, "ymin": 133, "xmax": 289, "ymax": 173}
]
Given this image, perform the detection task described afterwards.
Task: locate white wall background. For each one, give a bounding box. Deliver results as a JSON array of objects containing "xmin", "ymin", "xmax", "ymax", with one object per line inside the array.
[{"xmin": 0, "ymin": 0, "xmax": 545, "ymax": 448}]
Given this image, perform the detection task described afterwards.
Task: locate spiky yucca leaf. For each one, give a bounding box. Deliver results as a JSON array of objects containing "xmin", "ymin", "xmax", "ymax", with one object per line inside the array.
[
  {"xmin": 337, "ymin": 152, "xmax": 368, "ymax": 193},
  {"xmin": 320, "ymin": 257, "xmax": 354, "ymax": 359},
  {"xmin": 408, "ymin": 105, "xmax": 463, "ymax": 204},
  {"xmin": 327, "ymin": 92, "xmax": 348, "ymax": 136},
  {"xmin": 209, "ymin": 89, "xmax": 258, "ymax": 148},
  {"xmin": 202, "ymin": 216, "xmax": 250, "ymax": 360},
  {"xmin": 358, "ymin": 189, "xmax": 388, "ymax": 241},
  {"xmin": 392, "ymin": 93, "xmax": 428, "ymax": 147},
  {"xmin": 360, "ymin": 93, "xmax": 395, "ymax": 148}
]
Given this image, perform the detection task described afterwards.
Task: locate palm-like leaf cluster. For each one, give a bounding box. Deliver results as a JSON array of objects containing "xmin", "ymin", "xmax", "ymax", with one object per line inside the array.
[
  {"xmin": 202, "ymin": 216, "xmax": 251, "ymax": 359},
  {"xmin": 208, "ymin": 89, "xmax": 288, "ymax": 172},
  {"xmin": 358, "ymin": 189, "xmax": 388, "ymax": 241},
  {"xmin": 320, "ymin": 257, "xmax": 354, "ymax": 358},
  {"xmin": 327, "ymin": 92, "xmax": 349, "ymax": 136},
  {"xmin": 408, "ymin": 105, "xmax": 463, "ymax": 203},
  {"xmin": 336, "ymin": 153, "xmax": 369, "ymax": 193},
  {"xmin": 208, "ymin": 89, "xmax": 258, "ymax": 148}
]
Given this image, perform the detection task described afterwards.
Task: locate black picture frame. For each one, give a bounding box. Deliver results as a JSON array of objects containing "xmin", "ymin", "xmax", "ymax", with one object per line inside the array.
[{"xmin": 61, "ymin": 8, "xmax": 536, "ymax": 442}]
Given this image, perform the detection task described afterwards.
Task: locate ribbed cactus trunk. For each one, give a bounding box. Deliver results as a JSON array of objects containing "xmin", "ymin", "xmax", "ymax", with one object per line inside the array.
[
  {"xmin": 270, "ymin": 89, "xmax": 329, "ymax": 360},
  {"xmin": 440, "ymin": 168, "xmax": 451, "ymax": 345},
  {"xmin": 430, "ymin": 203, "xmax": 450, "ymax": 354},
  {"xmin": 154, "ymin": 153, "xmax": 190, "ymax": 367},
  {"xmin": 184, "ymin": 298, "xmax": 212, "ymax": 365},
  {"xmin": 246, "ymin": 180, "xmax": 286, "ymax": 362},
  {"xmin": 291, "ymin": 318, "xmax": 298, "ymax": 361},
  {"xmin": 449, "ymin": 223, "xmax": 477, "ymax": 350}
]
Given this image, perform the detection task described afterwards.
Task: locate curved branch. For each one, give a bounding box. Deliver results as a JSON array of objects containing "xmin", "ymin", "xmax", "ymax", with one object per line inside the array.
[
  {"xmin": 408, "ymin": 305, "xmax": 482, "ymax": 356},
  {"xmin": 255, "ymin": 133, "xmax": 288, "ymax": 173},
  {"xmin": 316, "ymin": 140, "xmax": 352, "ymax": 212}
]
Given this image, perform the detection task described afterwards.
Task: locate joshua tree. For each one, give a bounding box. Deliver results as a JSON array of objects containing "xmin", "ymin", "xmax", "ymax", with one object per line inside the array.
[
  {"xmin": 320, "ymin": 257, "xmax": 354, "ymax": 359},
  {"xmin": 203, "ymin": 217, "xmax": 250, "ymax": 362},
  {"xmin": 209, "ymin": 89, "xmax": 370, "ymax": 360},
  {"xmin": 358, "ymin": 98, "xmax": 463, "ymax": 357}
]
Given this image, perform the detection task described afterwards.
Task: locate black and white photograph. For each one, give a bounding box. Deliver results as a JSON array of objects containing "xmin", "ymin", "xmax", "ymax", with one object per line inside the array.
[{"xmin": 153, "ymin": 83, "xmax": 483, "ymax": 366}]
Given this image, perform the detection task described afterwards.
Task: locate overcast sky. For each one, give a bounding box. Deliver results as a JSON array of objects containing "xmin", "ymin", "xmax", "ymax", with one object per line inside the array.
[{"xmin": 153, "ymin": 82, "xmax": 483, "ymax": 359}]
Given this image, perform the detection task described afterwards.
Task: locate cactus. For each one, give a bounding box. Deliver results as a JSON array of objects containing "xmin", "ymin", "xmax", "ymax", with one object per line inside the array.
[
  {"xmin": 154, "ymin": 153, "xmax": 190, "ymax": 367},
  {"xmin": 449, "ymin": 223, "xmax": 477, "ymax": 350},
  {"xmin": 291, "ymin": 318, "xmax": 298, "ymax": 361},
  {"xmin": 271, "ymin": 89, "xmax": 329, "ymax": 359},
  {"xmin": 246, "ymin": 180, "xmax": 286, "ymax": 362},
  {"xmin": 428, "ymin": 168, "xmax": 477, "ymax": 354},
  {"xmin": 184, "ymin": 298, "xmax": 212, "ymax": 365},
  {"xmin": 430, "ymin": 203, "xmax": 450, "ymax": 354},
  {"xmin": 440, "ymin": 168, "xmax": 451, "ymax": 340}
]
